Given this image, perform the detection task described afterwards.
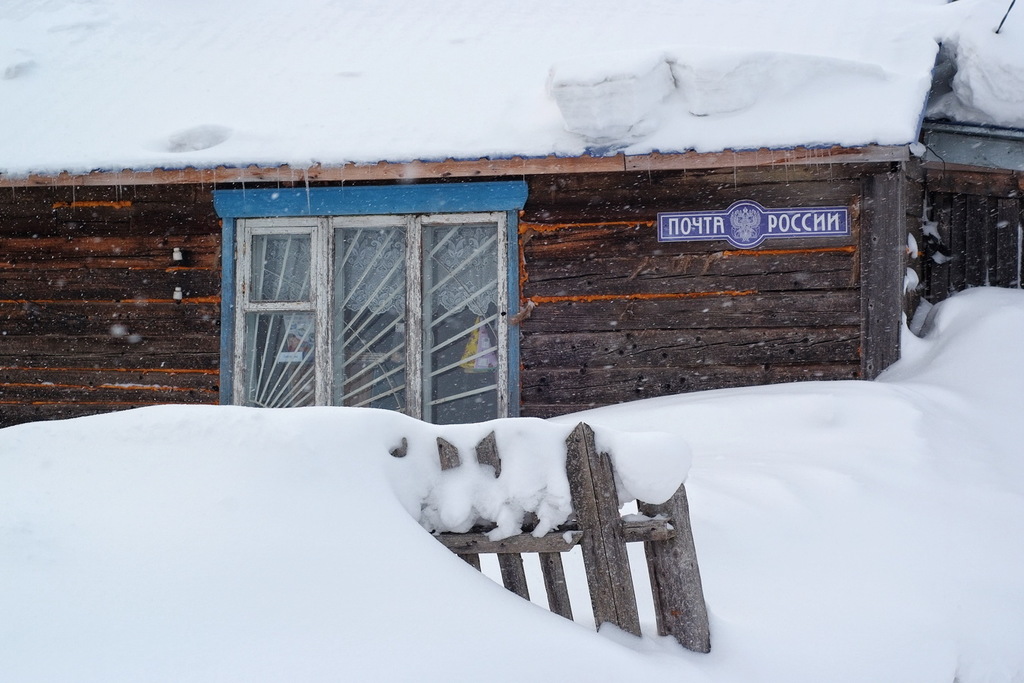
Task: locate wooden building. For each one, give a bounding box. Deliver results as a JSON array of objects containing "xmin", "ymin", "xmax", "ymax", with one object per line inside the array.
[
  {"xmin": 0, "ymin": 146, "xmax": 914, "ymax": 427},
  {"xmin": 2, "ymin": 0, "xmax": 1019, "ymax": 428}
]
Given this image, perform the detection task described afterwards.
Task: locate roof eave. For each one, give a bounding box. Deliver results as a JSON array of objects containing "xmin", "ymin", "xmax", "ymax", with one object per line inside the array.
[{"xmin": 0, "ymin": 145, "xmax": 909, "ymax": 188}]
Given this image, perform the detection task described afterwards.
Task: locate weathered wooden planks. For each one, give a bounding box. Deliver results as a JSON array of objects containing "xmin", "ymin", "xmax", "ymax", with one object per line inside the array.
[
  {"xmin": 522, "ymin": 364, "xmax": 860, "ymax": 409},
  {"xmin": 523, "ymin": 290, "xmax": 861, "ymax": 331},
  {"xmin": 516, "ymin": 164, "xmax": 877, "ymax": 415},
  {"xmin": 428, "ymin": 424, "xmax": 710, "ymax": 651},
  {"xmin": 0, "ymin": 184, "xmax": 221, "ymax": 427},
  {"xmin": 639, "ymin": 487, "xmax": 711, "ymax": 653},
  {"xmin": 0, "ymin": 145, "xmax": 908, "ymax": 188},
  {"xmin": 565, "ymin": 422, "xmax": 642, "ymax": 636},
  {"xmin": 522, "ymin": 327, "xmax": 860, "ymax": 367},
  {"xmin": 859, "ymin": 169, "xmax": 905, "ymax": 378},
  {"xmin": 922, "ymin": 168, "xmax": 1023, "ymax": 301}
]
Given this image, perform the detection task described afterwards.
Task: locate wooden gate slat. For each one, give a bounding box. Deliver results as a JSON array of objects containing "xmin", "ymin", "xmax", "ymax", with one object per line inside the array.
[
  {"xmin": 639, "ymin": 488, "xmax": 711, "ymax": 653},
  {"xmin": 565, "ymin": 422, "xmax": 641, "ymax": 636},
  {"xmin": 996, "ymin": 198, "xmax": 1022, "ymax": 288},
  {"xmin": 459, "ymin": 553, "xmax": 482, "ymax": 570},
  {"xmin": 497, "ymin": 553, "xmax": 530, "ymax": 599},
  {"xmin": 539, "ymin": 552, "xmax": 574, "ymax": 620}
]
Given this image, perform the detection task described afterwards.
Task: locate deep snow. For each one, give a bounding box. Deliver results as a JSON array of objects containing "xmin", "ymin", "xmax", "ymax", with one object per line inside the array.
[{"xmin": 3, "ymin": 287, "xmax": 1024, "ymax": 682}]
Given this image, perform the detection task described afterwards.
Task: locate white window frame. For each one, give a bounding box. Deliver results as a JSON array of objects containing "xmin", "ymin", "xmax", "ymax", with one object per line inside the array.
[{"xmin": 234, "ymin": 212, "xmax": 510, "ymax": 420}]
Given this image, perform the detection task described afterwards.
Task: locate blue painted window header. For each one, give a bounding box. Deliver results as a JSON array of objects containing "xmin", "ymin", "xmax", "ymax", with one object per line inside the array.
[{"xmin": 213, "ymin": 181, "xmax": 528, "ymax": 218}]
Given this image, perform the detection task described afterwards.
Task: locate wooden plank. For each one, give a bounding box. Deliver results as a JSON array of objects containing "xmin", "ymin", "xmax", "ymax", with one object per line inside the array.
[
  {"xmin": 922, "ymin": 167, "xmax": 1022, "ymax": 198},
  {"xmin": 436, "ymin": 529, "xmax": 584, "ymax": 555},
  {"xmin": 521, "ymin": 363, "xmax": 860, "ymax": 405},
  {"xmin": 0, "ymin": 383, "xmax": 218, "ymax": 405},
  {"xmin": 520, "ymin": 249, "xmax": 856, "ymax": 296},
  {"xmin": 985, "ymin": 197, "xmax": 1000, "ymax": 287},
  {"xmin": 859, "ymin": 169, "xmax": 904, "ymax": 378},
  {"xmin": 523, "ymin": 226, "xmax": 856, "ymax": 262},
  {"xmin": 565, "ymin": 422, "xmax": 640, "ymax": 636},
  {"xmin": 0, "ymin": 366, "xmax": 218, "ymax": 393},
  {"xmin": 521, "ymin": 327, "xmax": 861, "ymax": 369},
  {"xmin": 925, "ymin": 193, "xmax": 953, "ymax": 301},
  {"xmin": 497, "ymin": 554, "xmax": 531, "ymax": 600},
  {"xmin": 0, "ymin": 240, "xmax": 220, "ymax": 270},
  {"xmin": 995, "ymin": 198, "xmax": 1022, "ymax": 288},
  {"xmin": 639, "ymin": 487, "xmax": 711, "ymax": 653},
  {"xmin": 625, "ymin": 146, "xmax": 907, "ymax": 172},
  {"xmin": 523, "ymin": 181, "xmax": 860, "ymax": 223},
  {"xmin": 0, "ymin": 302, "xmax": 220, "ymax": 337},
  {"xmin": 539, "ymin": 552, "xmax": 574, "ymax": 620},
  {"xmin": 436, "ymin": 519, "xmax": 672, "ymax": 553},
  {"xmin": 524, "ymin": 264, "xmax": 854, "ymax": 298},
  {"xmin": 0, "ymin": 403, "xmax": 141, "ymax": 428},
  {"xmin": 521, "ymin": 291, "xmax": 861, "ymax": 332},
  {"xmin": 0, "ymin": 271, "xmax": 221, "ymax": 302},
  {"xmin": 964, "ymin": 195, "xmax": 989, "ymax": 287},
  {"xmin": 0, "ymin": 337, "xmax": 219, "ymax": 367},
  {"xmin": 763, "ymin": 363, "xmax": 860, "ymax": 382},
  {"xmin": 949, "ymin": 194, "xmax": 968, "ymax": 291},
  {"xmin": 0, "ymin": 146, "xmax": 906, "ymax": 188}
]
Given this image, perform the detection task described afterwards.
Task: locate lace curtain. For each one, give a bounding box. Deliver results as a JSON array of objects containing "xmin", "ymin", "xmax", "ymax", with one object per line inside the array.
[{"xmin": 341, "ymin": 224, "xmax": 497, "ymax": 317}]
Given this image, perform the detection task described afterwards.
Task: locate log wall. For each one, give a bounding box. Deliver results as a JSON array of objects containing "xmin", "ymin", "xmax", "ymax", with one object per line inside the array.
[
  {"xmin": 517, "ymin": 164, "xmax": 895, "ymax": 417},
  {"xmin": 1, "ymin": 162, "xmax": 906, "ymax": 426},
  {"xmin": 0, "ymin": 185, "xmax": 221, "ymax": 427}
]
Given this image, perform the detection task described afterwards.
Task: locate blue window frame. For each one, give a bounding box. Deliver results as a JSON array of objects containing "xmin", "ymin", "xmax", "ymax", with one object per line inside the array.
[{"xmin": 214, "ymin": 181, "xmax": 527, "ymax": 423}]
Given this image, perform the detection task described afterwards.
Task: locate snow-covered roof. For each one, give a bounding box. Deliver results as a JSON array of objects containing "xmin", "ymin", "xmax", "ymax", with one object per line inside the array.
[{"xmin": 0, "ymin": 0, "xmax": 1020, "ymax": 178}]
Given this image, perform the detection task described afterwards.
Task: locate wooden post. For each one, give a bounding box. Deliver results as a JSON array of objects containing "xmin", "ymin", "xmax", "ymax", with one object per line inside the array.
[
  {"xmin": 475, "ymin": 431, "xmax": 501, "ymax": 476},
  {"xmin": 436, "ymin": 436, "xmax": 483, "ymax": 570},
  {"xmin": 639, "ymin": 487, "xmax": 711, "ymax": 653},
  {"xmin": 860, "ymin": 167, "xmax": 906, "ymax": 378},
  {"xmin": 565, "ymin": 422, "xmax": 641, "ymax": 636},
  {"xmin": 436, "ymin": 437, "xmax": 461, "ymax": 470}
]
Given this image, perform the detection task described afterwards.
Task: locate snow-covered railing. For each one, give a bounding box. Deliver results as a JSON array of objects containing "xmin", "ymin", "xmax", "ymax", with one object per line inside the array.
[{"xmin": 393, "ymin": 420, "xmax": 710, "ymax": 653}]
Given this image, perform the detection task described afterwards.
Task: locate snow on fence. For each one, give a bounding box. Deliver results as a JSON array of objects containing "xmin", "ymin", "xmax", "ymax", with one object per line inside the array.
[{"xmin": 396, "ymin": 421, "xmax": 710, "ymax": 653}]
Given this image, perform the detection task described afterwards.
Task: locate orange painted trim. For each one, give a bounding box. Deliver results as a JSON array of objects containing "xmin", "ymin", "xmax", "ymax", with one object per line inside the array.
[
  {"xmin": 0, "ymin": 366, "xmax": 218, "ymax": 375},
  {"xmin": 528, "ymin": 290, "xmax": 756, "ymax": 304},
  {"xmin": 51, "ymin": 200, "xmax": 132, "ymax": 209}
]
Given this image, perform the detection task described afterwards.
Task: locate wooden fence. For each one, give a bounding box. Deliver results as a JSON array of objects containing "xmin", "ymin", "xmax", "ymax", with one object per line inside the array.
[
  {"xmin": 425, "ymin": 422, "xmax": 710, "ymax": 653},
  {"xmin": 923, "ymin": 170, "xmax": 1024, "ymax": 302}
]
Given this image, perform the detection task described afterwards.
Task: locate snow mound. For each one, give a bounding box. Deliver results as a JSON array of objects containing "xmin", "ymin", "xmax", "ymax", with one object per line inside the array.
[
  {"xmin": 930, "ymin": 0, "xmax": 1024, "ymax": 127},
  {"xmin": 165, "ymin": 125, "xmax": 233, "ymax": 153},
  {"xmin": 547, "ymin": 51, "xmax": 675, "ymax": 142},
  {"xmin": 549, "ymin": 47, "xmax": 894, "ymax": 144}
]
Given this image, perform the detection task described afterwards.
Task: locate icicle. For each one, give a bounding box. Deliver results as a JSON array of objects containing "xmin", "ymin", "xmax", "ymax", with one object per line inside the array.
[{"xmin": 304, "ymin": 168, "xmax": 311, "ymax": 213}]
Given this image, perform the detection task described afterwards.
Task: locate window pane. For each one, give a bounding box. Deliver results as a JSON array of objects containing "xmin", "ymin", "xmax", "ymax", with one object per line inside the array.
[
  {"xmin": 251, "ymin": 234, "xmax": 311, "ymax": 302},
  {"xmin": 332, "ymin": 226, "xmax": 407, "ymax": 411},
  {"xmin": 423, "ymin": 222, "xmax": 499, "ymax": 424},
  {"xmin": 243, "ymin": 312, "xmax": 315, "ymax": 407}
]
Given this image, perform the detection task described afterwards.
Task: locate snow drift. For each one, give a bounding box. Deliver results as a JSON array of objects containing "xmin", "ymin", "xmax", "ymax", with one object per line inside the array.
[{"xmin": 3, "ymin": 288, "xmax": 1024, "ymax": 682}]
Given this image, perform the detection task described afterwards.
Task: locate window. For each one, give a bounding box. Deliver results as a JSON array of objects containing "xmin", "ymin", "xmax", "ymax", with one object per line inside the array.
[{"xmin": 214, "ymin": 182, "xmax": 527, "ymax": 424}]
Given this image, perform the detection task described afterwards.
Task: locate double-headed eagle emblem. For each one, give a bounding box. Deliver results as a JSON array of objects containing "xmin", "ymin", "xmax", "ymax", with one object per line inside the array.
[{"xmin": 729, "ymin": 206, "xmax": 761, "ymax": 245}]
